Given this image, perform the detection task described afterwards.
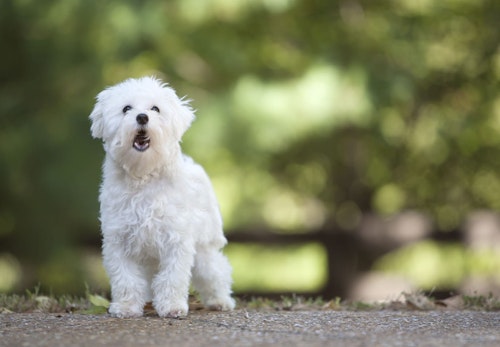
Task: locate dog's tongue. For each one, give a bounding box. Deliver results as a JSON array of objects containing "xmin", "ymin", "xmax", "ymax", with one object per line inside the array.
[{"xmin": 133, "ymin": 133, "xmax": 150, "ymax": 152}]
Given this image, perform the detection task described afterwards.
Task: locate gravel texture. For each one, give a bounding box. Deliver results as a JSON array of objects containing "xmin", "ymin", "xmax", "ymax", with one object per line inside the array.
[{"xmin": 1, "ymin": 310, "xmax": 499, "ymax": 347}]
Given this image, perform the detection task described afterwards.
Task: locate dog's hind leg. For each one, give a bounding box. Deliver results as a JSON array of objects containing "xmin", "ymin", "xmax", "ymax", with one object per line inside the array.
[{"xmin": 191, "ymin": 247, "xmax": 235, "ymax": 311}]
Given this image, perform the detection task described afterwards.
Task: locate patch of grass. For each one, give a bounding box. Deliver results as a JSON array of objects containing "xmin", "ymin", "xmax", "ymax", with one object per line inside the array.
[
  {"xmin": 349, "ymin": 301, "xmax": 377, "ymax": 310},
  {"xmin": 1, "ymin": 288, "xmax": 499, "ymax": 314},
  {"xmin": 240, "ymin": 292, "xmax": 500, "ymax": 312},
  {"xmin": 0, "ymin": 286, "xmax": 92, "ymax": 313},
  {"xmin": 0, "ymin": 285, "xmax": 110, "ymax": 314},
  {"xmin": 243, "ymin": 296, "xmax": 276, "ymax": 310},
  {"xmin": 240, "ymin": 295, "xmax": 345, "ymax": 311},
  {"xmin": 461, "ymin": 293, "xmax": 500, "ymax": 311}
]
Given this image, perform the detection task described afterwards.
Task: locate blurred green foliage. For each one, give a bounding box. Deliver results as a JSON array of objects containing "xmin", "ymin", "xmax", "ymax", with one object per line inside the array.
[
  {"xmin": 375, "ymin": 240, "xmax": 500, "ymax": 289},
  {"xmin": 1, "ymin": 0, "xmax": 499, "ymax": 293},
  {"xmin": 226, "ymin": 243, "xmax": 327, "ymax": 293}
]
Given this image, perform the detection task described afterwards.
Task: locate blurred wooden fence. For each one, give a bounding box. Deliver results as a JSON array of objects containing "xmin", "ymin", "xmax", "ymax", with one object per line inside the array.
[{"xmin": 228, "ymin": 211, "xmax": 500, "ymax": 299}]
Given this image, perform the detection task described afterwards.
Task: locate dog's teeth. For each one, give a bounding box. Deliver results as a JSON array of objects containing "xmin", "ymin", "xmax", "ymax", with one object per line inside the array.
[{"xmin": 133, "ymin": 134, "xmax": 150, "ymax": 152}]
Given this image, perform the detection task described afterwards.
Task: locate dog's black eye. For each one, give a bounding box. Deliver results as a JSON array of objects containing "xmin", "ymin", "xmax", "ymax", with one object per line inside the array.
[
  {"xmin": 122, "ymin": 105, "xmax": 132, "ymax": 113},
  {"xmin": 151, "ymin": 106, "xmax": 160, "ymax": 112}
]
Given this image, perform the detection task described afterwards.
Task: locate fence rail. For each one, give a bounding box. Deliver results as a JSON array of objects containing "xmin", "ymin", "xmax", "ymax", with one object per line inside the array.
[{"xmin": 227, "ymin": 210, "xmax": 480, "ymax": 299}]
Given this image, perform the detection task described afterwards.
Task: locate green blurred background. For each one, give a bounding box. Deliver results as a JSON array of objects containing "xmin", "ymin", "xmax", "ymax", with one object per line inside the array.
[{"xmin": 1, "ymin": 0, "xmax": 499, "ymax": 299}]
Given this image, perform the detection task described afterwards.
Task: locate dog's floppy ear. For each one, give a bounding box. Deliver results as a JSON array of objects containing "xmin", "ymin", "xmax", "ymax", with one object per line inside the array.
[
  {"xmin": 171, "ymin": 99, "xmax": 195, "ymax": 140},
  {"xmin": 89, "ymin": 92, "xmax": 105, "ymax": 139}
]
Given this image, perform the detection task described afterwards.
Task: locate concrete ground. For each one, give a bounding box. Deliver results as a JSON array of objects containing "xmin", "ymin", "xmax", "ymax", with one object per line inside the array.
[{"xmin": 1, "ymin": 310, "xmax": 499, "ymax": 347}]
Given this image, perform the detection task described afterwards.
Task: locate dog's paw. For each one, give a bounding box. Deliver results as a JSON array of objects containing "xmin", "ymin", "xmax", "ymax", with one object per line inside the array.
[
  {"xmin": 205, "ymin": 296, "xmax": 235, "ymax": 311},
  {"xmin": 155, "ymin": 301, "xmax": 188, "ymax": 318},
  {"xmin": 108, "ymin": 302, "xmax": 144, "ymax": 318}
]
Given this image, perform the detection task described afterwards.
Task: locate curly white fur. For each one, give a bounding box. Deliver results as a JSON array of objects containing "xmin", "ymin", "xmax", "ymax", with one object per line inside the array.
[{"xmin": 89, "ymin": 77, "xmax": 235, "ymax": 318}]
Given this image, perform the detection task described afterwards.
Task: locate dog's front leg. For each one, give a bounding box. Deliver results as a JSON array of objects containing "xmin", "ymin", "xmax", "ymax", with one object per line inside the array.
[
  {"xmin": 103, "ymin": 244, "xmax": 148, "ymax": 318},
  {"xmin": 152, "ymin": 242, "xmax": 195, "ymax": 318}
]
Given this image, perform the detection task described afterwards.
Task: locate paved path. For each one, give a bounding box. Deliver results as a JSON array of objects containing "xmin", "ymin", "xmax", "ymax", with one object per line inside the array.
[{"xmin": 1, "ymin": 310, "xmax": 499, "ymax": 347}]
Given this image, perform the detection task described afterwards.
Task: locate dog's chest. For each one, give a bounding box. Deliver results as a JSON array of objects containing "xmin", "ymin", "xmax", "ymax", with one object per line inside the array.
[{"xmin": 104, "ymin": 180, "xmax": 192, "ymax": 256}]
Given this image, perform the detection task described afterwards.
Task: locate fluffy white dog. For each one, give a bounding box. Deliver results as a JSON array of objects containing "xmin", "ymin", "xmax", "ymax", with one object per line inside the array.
[{"xmin": 89, "ymin": 76, "xmax": 235, "ymax": 318}]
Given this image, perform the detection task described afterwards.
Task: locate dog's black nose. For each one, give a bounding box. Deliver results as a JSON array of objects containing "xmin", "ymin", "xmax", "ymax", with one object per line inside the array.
[{"xmin": 136, "ymin": 113, "xmax": 149, "ymax": 125}]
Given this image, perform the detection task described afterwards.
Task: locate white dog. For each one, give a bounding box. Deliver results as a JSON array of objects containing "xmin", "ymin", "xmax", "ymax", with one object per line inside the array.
[{"xmin": 89, "ymin": 76, "xmax": 235, "ymax": 318}]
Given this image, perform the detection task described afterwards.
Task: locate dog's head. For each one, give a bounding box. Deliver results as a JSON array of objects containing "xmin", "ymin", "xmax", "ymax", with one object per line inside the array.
[{"xmin": 89, "ymin": 77, "xmax": 195, "ymax": 177}]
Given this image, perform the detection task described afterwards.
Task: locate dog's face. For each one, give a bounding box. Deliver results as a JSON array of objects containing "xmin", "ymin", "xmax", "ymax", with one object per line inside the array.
[{"xmin": 90, "ymin": 77, "xmax": 194, "ymax": 176}]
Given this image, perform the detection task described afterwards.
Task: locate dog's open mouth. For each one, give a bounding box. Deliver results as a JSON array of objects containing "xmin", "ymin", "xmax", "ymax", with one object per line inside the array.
[{"xmin": 133, "ymin": 131, "xmax": 150, "ymax": 152}]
